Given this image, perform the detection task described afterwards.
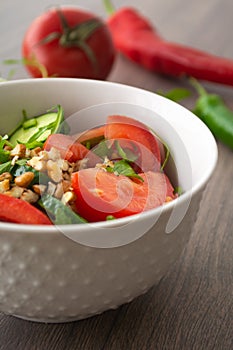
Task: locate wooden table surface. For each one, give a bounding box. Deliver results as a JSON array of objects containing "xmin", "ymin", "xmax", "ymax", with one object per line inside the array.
[{"xmin": 0, "ymin": 0, "xmax": 232, "ymax": 349}]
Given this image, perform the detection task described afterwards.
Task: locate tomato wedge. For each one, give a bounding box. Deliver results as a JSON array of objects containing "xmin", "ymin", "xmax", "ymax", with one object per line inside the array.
[
  {"xmin": 75, "ymin": 125, "xmax": 106, "ymax": 145},
  {"xmin": 0, "ymin": 194, "xmax": 51, "ymax": 225},
  {"xmin": 71, "ymin": 168, "xmax": 176, "ymax": 222},
  {"xmin": 105, "ymin": 115, "xmax": 162, "ymax": 171},
  {"xmin": 43, "ymin": 133, "xmax": 100, "ymax": 166}
]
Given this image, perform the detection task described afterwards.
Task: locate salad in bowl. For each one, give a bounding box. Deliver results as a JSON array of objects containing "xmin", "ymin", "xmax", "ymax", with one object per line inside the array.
[{"xmin": 0, "ymin": 105, "xmax": 178, "ymax": 226}]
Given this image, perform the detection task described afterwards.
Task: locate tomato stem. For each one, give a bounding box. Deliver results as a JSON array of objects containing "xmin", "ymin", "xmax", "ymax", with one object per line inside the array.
[{"xmin": 37, "ymin": 9, "xmax": 103, "ymax": 76}]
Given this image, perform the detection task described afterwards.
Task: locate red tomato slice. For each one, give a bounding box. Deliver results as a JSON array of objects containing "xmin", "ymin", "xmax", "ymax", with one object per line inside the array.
[
  {"xmin": 105, "ymin": 115, "xmax": 162, "ymax": 171},
  {"xmin": 43, "ymin": 133, "xmax": 100, "ymax": 166},
  {"xmin": 75, "ymin": 125, "xmax": 106, "ymax": 144},
  {"xmin": 71, "ymin": 168, "xmax": 176, "ymax": 222},
  {"xmin": 0, "ymin": 194, "xmax": 51, "ymax": 225}
]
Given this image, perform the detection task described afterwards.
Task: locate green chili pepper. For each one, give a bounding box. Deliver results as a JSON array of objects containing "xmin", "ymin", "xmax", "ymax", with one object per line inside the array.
[{"xmin": 191, "ymin": 78, "xmax": 233, "ymax": 150}]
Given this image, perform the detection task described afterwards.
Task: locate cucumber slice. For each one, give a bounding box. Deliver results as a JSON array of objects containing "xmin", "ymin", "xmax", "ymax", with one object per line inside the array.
[{"xmin": 9, "ymin": 106, "xmax": 65, "ymax": 147}]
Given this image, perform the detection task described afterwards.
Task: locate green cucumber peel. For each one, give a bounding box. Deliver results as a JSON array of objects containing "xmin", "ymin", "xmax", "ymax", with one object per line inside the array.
[{"xmin": 9, "ymin": 105, "xmax": 68, "ymax": 148}]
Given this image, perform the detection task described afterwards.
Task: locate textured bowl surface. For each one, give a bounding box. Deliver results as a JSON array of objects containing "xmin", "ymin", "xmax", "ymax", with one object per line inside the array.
[{"xmin": 0, "ymin": 78, "xmax": 217, "ymax": 322}]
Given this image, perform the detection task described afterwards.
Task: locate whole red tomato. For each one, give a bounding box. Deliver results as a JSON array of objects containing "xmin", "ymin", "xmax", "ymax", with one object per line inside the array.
[{"xmin": 22, "ymin": 7, "xmax": 116, "ymax": 79}]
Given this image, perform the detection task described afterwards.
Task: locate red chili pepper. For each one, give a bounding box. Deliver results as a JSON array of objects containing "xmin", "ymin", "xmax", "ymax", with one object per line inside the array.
[{"xmin": 105, "ymin": 4, "xmax": 233, "ymax": 86}]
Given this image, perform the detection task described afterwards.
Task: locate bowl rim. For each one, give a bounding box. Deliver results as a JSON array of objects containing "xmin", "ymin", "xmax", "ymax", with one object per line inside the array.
[{"xmin": 0, "ymin": 78, "xmax": 218, "ymax": 234}]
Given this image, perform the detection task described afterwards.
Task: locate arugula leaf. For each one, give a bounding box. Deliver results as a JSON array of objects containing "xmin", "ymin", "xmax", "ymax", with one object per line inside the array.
[
  {"xmin": 82, "ymin": 135, "xmax": 105, "ymax": 149},
  {"xmin": 115, "ymin": 140, "xmax": 138, "ymax": 162},
  {"xmin": 148, "ymin": 128, "xmax": 170, "ymax": 171},
  {"xmin": 0, "ymin": 161, "xmax": 12, "ymax": 174},
  {"xmin": 0, "ymin": 135, "xmax": 12, "ymax": 163},
  {"xmin": 92, "ymin": 140, "xmax": 111, "ymax": 158},
  {"xmin": 39, "ymin": 193, "xmax": 87, "ymax": 225},
  {"xmin": 0, "ymin": 150, "xmax": 10, "ymax": 163},
  {"xmin": 109, "ymin": 159, "xmax": 144, "ymax": 181}
]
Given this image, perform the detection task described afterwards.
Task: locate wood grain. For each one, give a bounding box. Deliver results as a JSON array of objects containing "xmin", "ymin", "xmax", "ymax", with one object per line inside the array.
[{"xmin": 0, "ymin": 0, "xmax": 232, "ymax": 349}]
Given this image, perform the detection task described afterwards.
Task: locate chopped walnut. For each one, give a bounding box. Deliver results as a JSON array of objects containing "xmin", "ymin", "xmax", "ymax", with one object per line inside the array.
[
  {"xmin": 0, "ymin": 172, "xmax": 12, "ymax": 182},
  {"xmin": 10, "ymin": 144, "xmax": 26, "ymax": 158},
  {"xmin": 47, "ymin": 147, "xmax": 61, "ymax": 161},
  {"xmin": 54, "ymin": 182, "xmax": 64, "ymax": 199},
  {"xmin": 4, "ymin": 186, "xmax": 24, "ymax": 198},
  {"xmin": 27, "ymin": 157, "xmax": 47, "ymax": 172},
  {"xmin": 0, "ymin": 179, "xmax": 10, "ymax": 193},
  {"xmin": 32, "ymin": 184, "xmax": 47, "ymax": 195},
  {"xmin": 30, "ymin": 147, "xmax": 42, "ymax": 157},
  {"xmin": 21, "ymin": 189, "xmax": 39, "ymax": 203},
  {"xmin": 47, "ymin": 160, "xmax": 63, "ymax": 183}
]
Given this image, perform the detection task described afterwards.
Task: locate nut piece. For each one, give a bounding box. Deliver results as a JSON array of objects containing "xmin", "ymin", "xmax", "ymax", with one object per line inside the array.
[
  {"xmin": 27, "ymin": 157, "xmax": 47, "ymax": 172},
  {"xmin": 30, "ymin": 147, "xmax": 42, "ymax": 158},
  {"xmin": 21, "ymin": 189, "xmax": 39, "ymax": 203},
  {"xmin": 0, "ymin": 172, "xmax": 12, "ymax": 182},
  {"xmin": 0, "ymin": 179, "xmax": 10, "ymax": 193},
  {"xmin": 62, "ymin": 180, "xmax": 71, "ymax": 192},
  {"xmin": 32, "ymin": 184, "xmax": 46, "ymax": 195},
  {"xmin": 14, "ymin": 172, "xmax": 35, "ymax": 188},
  {"xmin": 10, "ymin": 144, "xmax": 26, "ymax": 158},
  {"xmin": 54, "ymin": 182, "xmax": 64, "ymax": 199},
  {"xmin": 47, "ymin": 160, "xmax": 63, "ymax": 183},
  {"xmin": 4, "ymin": 186, "xmax": 24, "ymax": 198},
  {"xmin": 47, "ymin": 147, "xmax": 61, "ymax": 161},
  {"xmin": 61, "ymin": 191, "xmax": 76, "ymax": 205}
]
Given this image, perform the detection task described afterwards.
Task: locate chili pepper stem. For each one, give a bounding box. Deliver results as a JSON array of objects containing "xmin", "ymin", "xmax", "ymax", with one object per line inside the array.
[
  {"xmin": 103, "ymin": 0, "xmax": 116, "ymax": 15},
  {"xmin": 189, "ymin": 77, "xmax": 207, "ymax": 97}
]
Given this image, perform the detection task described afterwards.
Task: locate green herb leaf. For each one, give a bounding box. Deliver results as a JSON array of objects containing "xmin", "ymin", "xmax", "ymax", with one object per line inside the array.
[
  {"xmin": 0, "ymin": 150, "xmax": 10, "ymax": 163},
  {"xmin": 92, "ymin": 140, "xmax": 111, "ymax": 158},
  {"xmin": 39, "ymin": 193, "xmax": 87, "ymax": 225},
  {"xmin": 0, "ymin": 161, "xmax": 12, "ymax": 174},
  {"xmin": 106, "ymin": 215, "xmax": 116, "ymax": 220},
  {"xmin": 112, "ymin": 159, "xmax": 144, "ymax": 181},
  {"xmin": 174, "ymin": 186, "xmax": 183, "ymax": 196},
  {"xmin": 0, "ymin": 135, "xmax": 12, "ymax": 163},
  {"xmin": 149, "ymin": 128, "xmax": 170, "ymax": 171},
  {"xmin": 115, "ymin": 140, "xmax": 138, "ymax": 162},
  {"xmin": 82, "ymin": 135, "xmax": 105, "ymax": 149},
  {"xmin": 157, "ymin": 88, "xmax": 191, "ymax": 102}
]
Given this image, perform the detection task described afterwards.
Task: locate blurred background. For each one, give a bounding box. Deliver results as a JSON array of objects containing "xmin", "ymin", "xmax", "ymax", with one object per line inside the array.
[{"xmin": 1, "ymin": 0, "xmax": 233, "ymax": 89}]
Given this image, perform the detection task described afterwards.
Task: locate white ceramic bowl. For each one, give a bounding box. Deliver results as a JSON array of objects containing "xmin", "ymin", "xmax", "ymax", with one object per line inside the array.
[{"xmin": 0, "ymin": 78, "xmax": 217, "ymax": 323}]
